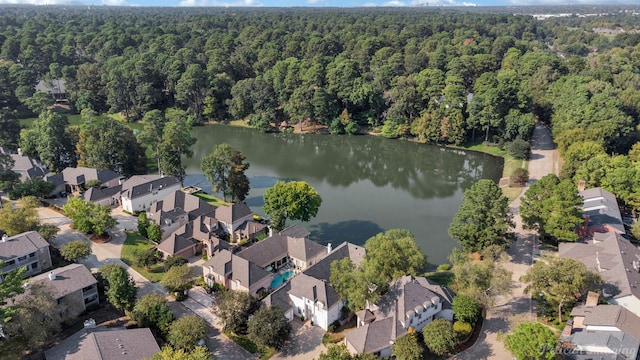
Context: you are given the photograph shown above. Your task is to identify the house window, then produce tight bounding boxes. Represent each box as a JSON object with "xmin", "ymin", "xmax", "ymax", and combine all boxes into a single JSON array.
[
  {"xmin": 82, "ymin": 285, "xmax": 95, "ymax": 293},
  {"xmin": 30, "ymin": 263, "xmax": 38, "ymax": 270},
  {"xmin": 29, "ymin": 253, "xmax": 36, "ymax": 258},
  {"xmin": 6, "ymin": 260, "xmax": 15, "ymax": 266},
  {"xmin": 18, "ymin": 256, "xmax": 27, "ymax": 261},
  {"xmin": 84, "ymin": 294, "xmax": 98, "ymax": 304}
]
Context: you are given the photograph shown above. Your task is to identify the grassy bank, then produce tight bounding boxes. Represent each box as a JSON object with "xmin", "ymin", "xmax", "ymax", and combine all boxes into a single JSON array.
[
  {"xmin": 223, "ymin": 330, "xmax": 276, "ymax": 360},
  {"xmin": 120, "ymin": 232, "xmax": 165, "ymax": 282},
  {"xmin": 193, "ymin": 192, "xmax": 231, "ymax": 207}
]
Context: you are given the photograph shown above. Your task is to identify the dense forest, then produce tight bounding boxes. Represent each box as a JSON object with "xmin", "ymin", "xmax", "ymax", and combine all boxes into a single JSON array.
[{"xmin": 2, "ymin": 6, "xmax": 640, "ymax": 209}]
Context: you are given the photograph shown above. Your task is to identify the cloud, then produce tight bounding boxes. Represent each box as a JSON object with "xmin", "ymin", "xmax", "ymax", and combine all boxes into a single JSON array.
[
  {"xmin": 307, "ymin": 0, "xmax": 325, "ymax": 4},
  {"xmin": 0, "ymin": 0, "xmax": 84, "ymax": 4},
  {"xmin": 506, "ymin": 0, "xmax": 630, "ymax": 3},
  {"xmin": 362, "ymin": 0, "xmax": 477, "ymax": 6},
  {"xmin": 179, "ymin": 0, "xmax": 261, "ymax": 5}
]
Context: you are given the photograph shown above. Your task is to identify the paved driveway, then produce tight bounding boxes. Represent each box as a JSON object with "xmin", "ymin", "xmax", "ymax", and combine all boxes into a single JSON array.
[{"xmin": 272, "ymin": 320, "xmax": 326, "ymax": 360}]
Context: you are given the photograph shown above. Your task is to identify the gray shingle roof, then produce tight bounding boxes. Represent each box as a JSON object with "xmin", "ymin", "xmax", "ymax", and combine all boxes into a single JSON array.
[
  {"xmin": 83, "ymin": 185, "xmax": 122, "ymax": 203},
  {"xmin": 0, "ymin": 231, "xmax": 49, "ymax": 262},
  {"xmin": 344, "ymin": 317, "xmax": 399, "ymax": 354},
  {"xmin": 581, "ymin": 187, "xmax": 625, "ymax": 234},
  {"xmin": 288, "ymin": 273, "xmax": 341, "ymax": 309},
  {"xmin": 44, "ymin": 327, "xmax": 160, "ymax": 360},
  {"xmin": 35, "ymin": 79, "xmax": 66, "ymax": 95},
  {"xmin": 559, "ymin": 232, "xmax": 640, "ymax": 301},
  {"xmin": 280, "ymin": 225, "xmax": 310, "ymax": 239},
  {"xmin": 61, "ymin": 167, "xmax": 121, "ymax": 186},
  {"xmin": 120, "ymin": 175, "xmax": 180, "ymax": 200},
  {"xmin": 204, "ymin": 249, "xmax": 271, "ymax": 288},
  {"xmin": 214, "ymin": 203, "xmax": 252, "ymax": 224},
  {"xmin": 264, "ymin": 282, "xmax": 293, "ymax": 311},
  {"xmin": 302, "ymin": 242, "xmax": 366, "ymax": 282},
  {"xmin": 1, "ymin": 149, "xmax": 50, "ymax": 181},
  {"xmin": 567, "ymin": 330, "xmax": 639, "ymax": 360},
  {"xmin": 149, "ymin": 190, "xmax": 216, "ymax": 226},
  {"xmin": 571, "ymin": 304, "xmax": 640, "ymax": 341},
  {"xmin": 21, "ymin": 263, "xmax": 96, "ymax": 301},
  {"xmin": 236, "ymin": 234, "xmax": 325, "ymax": 268}
]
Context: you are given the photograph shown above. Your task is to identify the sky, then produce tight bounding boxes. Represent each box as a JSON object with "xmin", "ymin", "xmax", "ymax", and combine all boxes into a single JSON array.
[{"xmin": 0, "ymin": 0, "xmax": 636, "ymax": 10}]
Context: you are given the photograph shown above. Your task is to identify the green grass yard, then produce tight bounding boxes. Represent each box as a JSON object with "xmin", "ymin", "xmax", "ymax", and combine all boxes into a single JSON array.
[
  {"xmin": 193, "ymin": 192, "xmax": 231, "ymax": 207},
  {"xmin": 120, "ymin": 232, "xmax": 165, "ymax": 282}
]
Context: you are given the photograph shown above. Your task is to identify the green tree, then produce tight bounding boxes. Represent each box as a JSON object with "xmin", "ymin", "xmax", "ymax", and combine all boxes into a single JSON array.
[
  {"xmin": 452, "ymin": 295, "xmax": 481, "ymax": 325},
  {"xmin": 520, "ymin": 174, "xmax": 583, "ymax": 242},
  {"xmin": 632, "ymin": 221, "xmax": 640, "ymax": 240},
  {"xmin": 59, "ymin": 240, "xmax": 92, "ymax": 262},
  {"xmin": 7, "ymin": 178, "xmax": 54, "ymax": 200},
  {"xmin": 504, "ymin": 322, "xmax": 557, "ymax": 360},
  {"xmin": 168, "ymin": 315, "xmax": 207, "ymax": 351},
  {"xmin": 147, "ymin": 346, "xmax": 210, "ymax": 360},
  {"xmin": 163, "ymin": 255, "xmax": 188, "ymax": 272},
  {"xmin": 20, "ymin": 110, "xmax": 76, "ymax": 172},
  {"xmin": 330, "ymin": 258, "xmax": 374, "ymax": 312},
  {"xmin": 392, "ymin": 333, "xmax": 425, "ymax": 360},
  {"xmin": 362, "ymin": 229, "xmax": 426, "ymax": 286},
  {"xmin": 176, "ymin": 64, "xmax": 209, "ymax": 124},
  {"xmin": 0, "ymin": 263, "xmax": 26, "ymax": 324},
  {"xmin": 247, "ymin": 306, "xmax": 291, "ymax": 350},
  {"xmin": 449, "ymin": 246, "xmax": 513, "ymax": 309},
  {"xmin": 521, "ymin": 256, "xmax": 601, "ymax": 324},
  {"xmin": 159, "ymin": 110, "xmax": 196, "ymax": 184},
  {"xmin": 24, "ymin": 91, "xmax": 54, "ymax": 114},
  {"xmin": 449, "ymin": 179, "xmax": 514, "ymax": 252},
  {"xmin": 134, "ymin": 248, "xmax": 161, "ymax": 269},
  {"xmin": 132, "ymin": 293, "xmax": 174, "ymax": 337},
  {"xmin": 62, "ymin": 196, "xmax": 117, "ymax": 236},
  {"xmin": 212, "ymin": 289, "xmax": 260, "ymax": 334},
  {"xmin": 138, "ymin": 212, "xmax": 149, "ymax": 238},
  {"xmin": 200, "ymin": 144, "xmax": 250, "ymax": 202},
  {"xmin": 161, "ymin": 265, "xmax": 193, "ymax": 294},
  {"xmin": 422, "ymin": 318, "xmax": 456, "ymax": 356},
  {"xmin": 0, "ymin": 113, "xmax": 21, "ymax": 150},
  {"xmin": 105, "ymin": 265, "xmax": 137, "ymax": 313},
  {"xmin": 0, "ymin": 197, "xmax": 41, "ymax": 236},
  {"xmin": 148, "ymin": 220, "xmax": 162, "ymax": 242},
  {"xmin": 0, "ymin": 153, "xmax": 20, "ymax": 191},
  {"xmin": 262, "ymin": 181, "xmax": 322, "ymax": 231},
  {"xmin": 138, "ymin": 110, "xmax": 166, "ymax": 175}
]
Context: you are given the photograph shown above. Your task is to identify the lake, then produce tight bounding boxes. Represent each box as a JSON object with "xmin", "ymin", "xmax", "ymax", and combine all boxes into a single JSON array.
[{"xmin": 183, "ymin": 125, "xmax": 503, "ymax": 265}]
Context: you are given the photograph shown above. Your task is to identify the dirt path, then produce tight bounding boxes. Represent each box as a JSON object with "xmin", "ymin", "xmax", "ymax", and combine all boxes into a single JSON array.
[{"xmin": 452, "ymin": 122, "xmax": 559, "ymax": 360}]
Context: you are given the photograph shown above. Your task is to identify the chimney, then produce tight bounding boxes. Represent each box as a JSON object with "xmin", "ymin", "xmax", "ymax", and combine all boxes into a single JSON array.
[
  {"xmin": 17, "ymin": 148, "xmax": 22, "ymax": 156},
  {"xmin": 48, "ymin": 271, "xmax": 56, "ymax": 281},
  {"xmin": 578, "ymin": 180, "xmax": 586, "ymax": 192},
  {"xmin": 561, "ymin": 320, "xmax": 574, "ymax": 339},
  {"xmin": 327, "ymin": 243, "xmax": 332, "ymax": 254},
  {"xmin": 312, "ymin": 285, "xmax": 317, "ymax": 302},
  {"xmin": 1, "ymin": 234, "xmax": 7, "ymax": 242}
]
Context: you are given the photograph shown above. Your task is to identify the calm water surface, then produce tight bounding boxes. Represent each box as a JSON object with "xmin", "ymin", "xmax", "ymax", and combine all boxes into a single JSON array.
[{"xmin": 183, "ymin": 125, "xmax": 503, "ymax": 265}]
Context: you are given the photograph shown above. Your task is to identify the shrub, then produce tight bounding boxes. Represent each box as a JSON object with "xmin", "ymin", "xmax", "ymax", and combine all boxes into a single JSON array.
[
  {"xmin": 453, "ymin": 321, "xmax": 472, "ymax": 340},
  {"xmin": 437, "ymin": 264, "xmax": 451, "ymax": 272},
  {"xmin": 163, "ymin": 254, "xmax": 188, "ymax": 272},
  {"xmin": 506, "ymin": 138, "xmax": 531, "ymax": 160},
  {"xmin": 510, "ymin": 168, "xmax": 529, "ymax": 187}
]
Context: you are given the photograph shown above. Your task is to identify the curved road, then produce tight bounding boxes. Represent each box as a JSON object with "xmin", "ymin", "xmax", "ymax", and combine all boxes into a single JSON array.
[{"xmin": 452, "ymin": 122, "xmax": 559, "ymax": 360}]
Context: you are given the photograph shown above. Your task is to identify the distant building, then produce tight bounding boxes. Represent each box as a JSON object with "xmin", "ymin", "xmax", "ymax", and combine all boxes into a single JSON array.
[
  {"xmin": 0, "ymin": 231, "xmax": 52, "ymax": 278},
  {"xmin": 45, "ymin": 327, "xmax": 160, "ymax": 360},
  {"xmin": 148, "ymin": 190, "xmax": 217, "ymax": 235},
  {"xmin": 35, "ymin": 79, "xmax": 68, "ymax": 103},
  {"xmin": 203, "ymin": 249, "xmax": 272, "ymax": 296},
  {"xmin": 0, "ymin": 147, "xmax": 49, "ymax": 182},
  {"xmin": 579, "ymin": 187, "xmax": 625, "ymax": 236},
  {"xmin": 45, "ymin": 167, "xmax": 122, "ymax": 196}
]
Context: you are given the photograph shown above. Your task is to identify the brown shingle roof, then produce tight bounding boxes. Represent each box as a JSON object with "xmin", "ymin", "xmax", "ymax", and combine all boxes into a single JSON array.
[
  {"xmin": 214, "ymin": 203, "xmax": 252, "ymax": 224},
  {"xmin": 44, "ymin": 327, "xmax": 160, "ymax": 360},
  {"xmin": 204, "ymin": 249, "xmax": 271, "ymax": 288},
  {"xmin": 20, "ymin": 264, "xmax": 96, "ymax": 301},
  {"xmin": 0, "ymin": 231, "xmax": 49, "ymax": 262},
  {"xmin": 288, "ymin": 273, "xmax": 341, "ymax": 309},
  {"xmin": 302, "ymin": 242, "xmax": 366, "ymax": 282},
  {"xmin": 149, "ymin": 190, "xmax": 216, "ymax": 226}
]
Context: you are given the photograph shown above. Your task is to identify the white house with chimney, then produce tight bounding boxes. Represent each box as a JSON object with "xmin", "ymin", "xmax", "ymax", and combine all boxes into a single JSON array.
[{"xmin": 120, "ymin": 175, "xmax": 181, "ymax": 213}]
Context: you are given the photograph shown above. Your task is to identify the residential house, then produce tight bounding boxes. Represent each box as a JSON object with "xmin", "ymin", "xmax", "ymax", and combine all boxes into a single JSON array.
[
  {"xmin": 46, "ymin": 167, "xmax": 122, "ymax": 195},
  {"xmin": 45, "ymin": 327, "xmax": 160, "ymax": 360},
  {"xmin": 17, "ymin": 264, "xmax": 99, "ymax": 315},
  {"xmin": 0, "ymin": 231, "xmax": 52, "ymax": 278},
  {"xmin": 344, "ymin": 275, "xmax": 455, "ymax": 357},
  {"xmin": 35, "ymin": 79, "xmax": 68, "ymax": 102},
  {"xmin": 203, "ymin": 249, "xmax": 272, "ymax": 296},
  {"xmin": 0, "ymin": 147, "xmax": 49, "ymax": 182},
  {"xmin": 559, "ymin": 232, "xmax": 640, "ymax": 317},
  {"xmin": 120, "ymin": 175, "xmax": 181, "ymax": 213},
  {"xmin": 579, "ymin": 187, "xmax": 626, "ymax": 236},
  {"xmin": 156, "ymin": 214, "xmax": 230, "ymax": 259},
  {"xmin": 236, "ymin": 226, "xmax": 326, "ymax": 272},
  {"xmin": 264, "ymin": 241, "xmax": 366, "ymax": 331},
  {"xmin": 148, "ymin": 190, "xmax": 216, "ymax": 235},
  {"xmin": 214, "ymin": 203, "xmax": 265, "ymax": 242},
  {"xmin": 561, "ymin": 297, "xmax": 640, "ymax": 360},
  {"xmin": 83, "ymin": 185, "xmax": 122, "ymax": 206}
]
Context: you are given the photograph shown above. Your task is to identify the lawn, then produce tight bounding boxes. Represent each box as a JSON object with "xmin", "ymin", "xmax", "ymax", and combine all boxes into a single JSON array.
[
  {"xmin": 121, "ymin": 232, "xmax": 166, "ymax": 282},
  {"xmin": 424, "ymin": 270, "xmax": 455, "ymax": 287},
  {"xmin": 193, "ymin": 192, "xmax": 231, "ymax": 207}
]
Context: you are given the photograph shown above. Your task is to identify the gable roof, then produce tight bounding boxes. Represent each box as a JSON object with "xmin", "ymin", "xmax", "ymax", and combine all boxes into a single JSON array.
[
  {"xmin": 571, "ymin": 304, "xmax": 640, "ymax": 341},
  {"xmin": 344, "ymin": 317, "xmax": 400, "ymax": 354},
  {"xmin": 288, "ymin": 273, "xmax": 341, "ymax": 309},
  {"xmin": 44, "ymin": 327, "xmax": 160, "ymax": 360},
  {"xmin": 83, "ymin": 185, "xmax": 122, "ymax": 203},
  {"xmin": 559, "ymin": 232, "xmax": 640, "ymax": 300},
  {"xmin": 580, "ymin": 187, "xmax": 625, "ymax": 234},
  {"xmin": 566, "ymin": 330, "xmax": 639, "ymax": 360},
  {"xmin": 0, "ymin": 148, "xmax": 49, "ymax": 181},
  {"xmin": 120, "ymin": 175, "xmax": 180, "ymax": 200},
  {"xmin": 204, "ymin": 249, "xmax": 271, "ymax": 288},
  {"xmin": 149, "ymin": 190, "xmax": 216, "ymax": 226},
  {"xmin": 236, "ymin": 234, "xmax": 326, "ymax": 268},
  {"xmin": 22, "ymin": 263, "xmax": 96, "ymax": 301},
  {"xmin": 303, "ymin": 242, "xmax": 366, "ymax": 282},
  {"xmin": 214, "ymin": 203, "xmax": 252, "ymax": 224},
  {"xmin": 60, "ymin": 167, "xmax": 121, "ymax": 186},
  {"xmin": 0, "ymin": 231, "xmax": 49, "ymax": 262},
  {"xmin": 35, "ymin": 79, "xmax": 66, "ymax": 95},
  {"xmin": 156, "ymin": 228, "xmax": 196, "ymax": 256},
  {"xmin": 280, "ymin": 225, "xmax": 310, "ymax": 239},
  {"xmin": 264, "ymin": 282, "xmax": 293, "ymax": 311}
]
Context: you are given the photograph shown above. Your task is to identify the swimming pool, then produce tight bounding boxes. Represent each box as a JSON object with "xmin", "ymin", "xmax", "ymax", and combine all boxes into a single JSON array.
[{"xmin": 271, "ymin": 270, "xmax": 295, "ymax": 289}]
